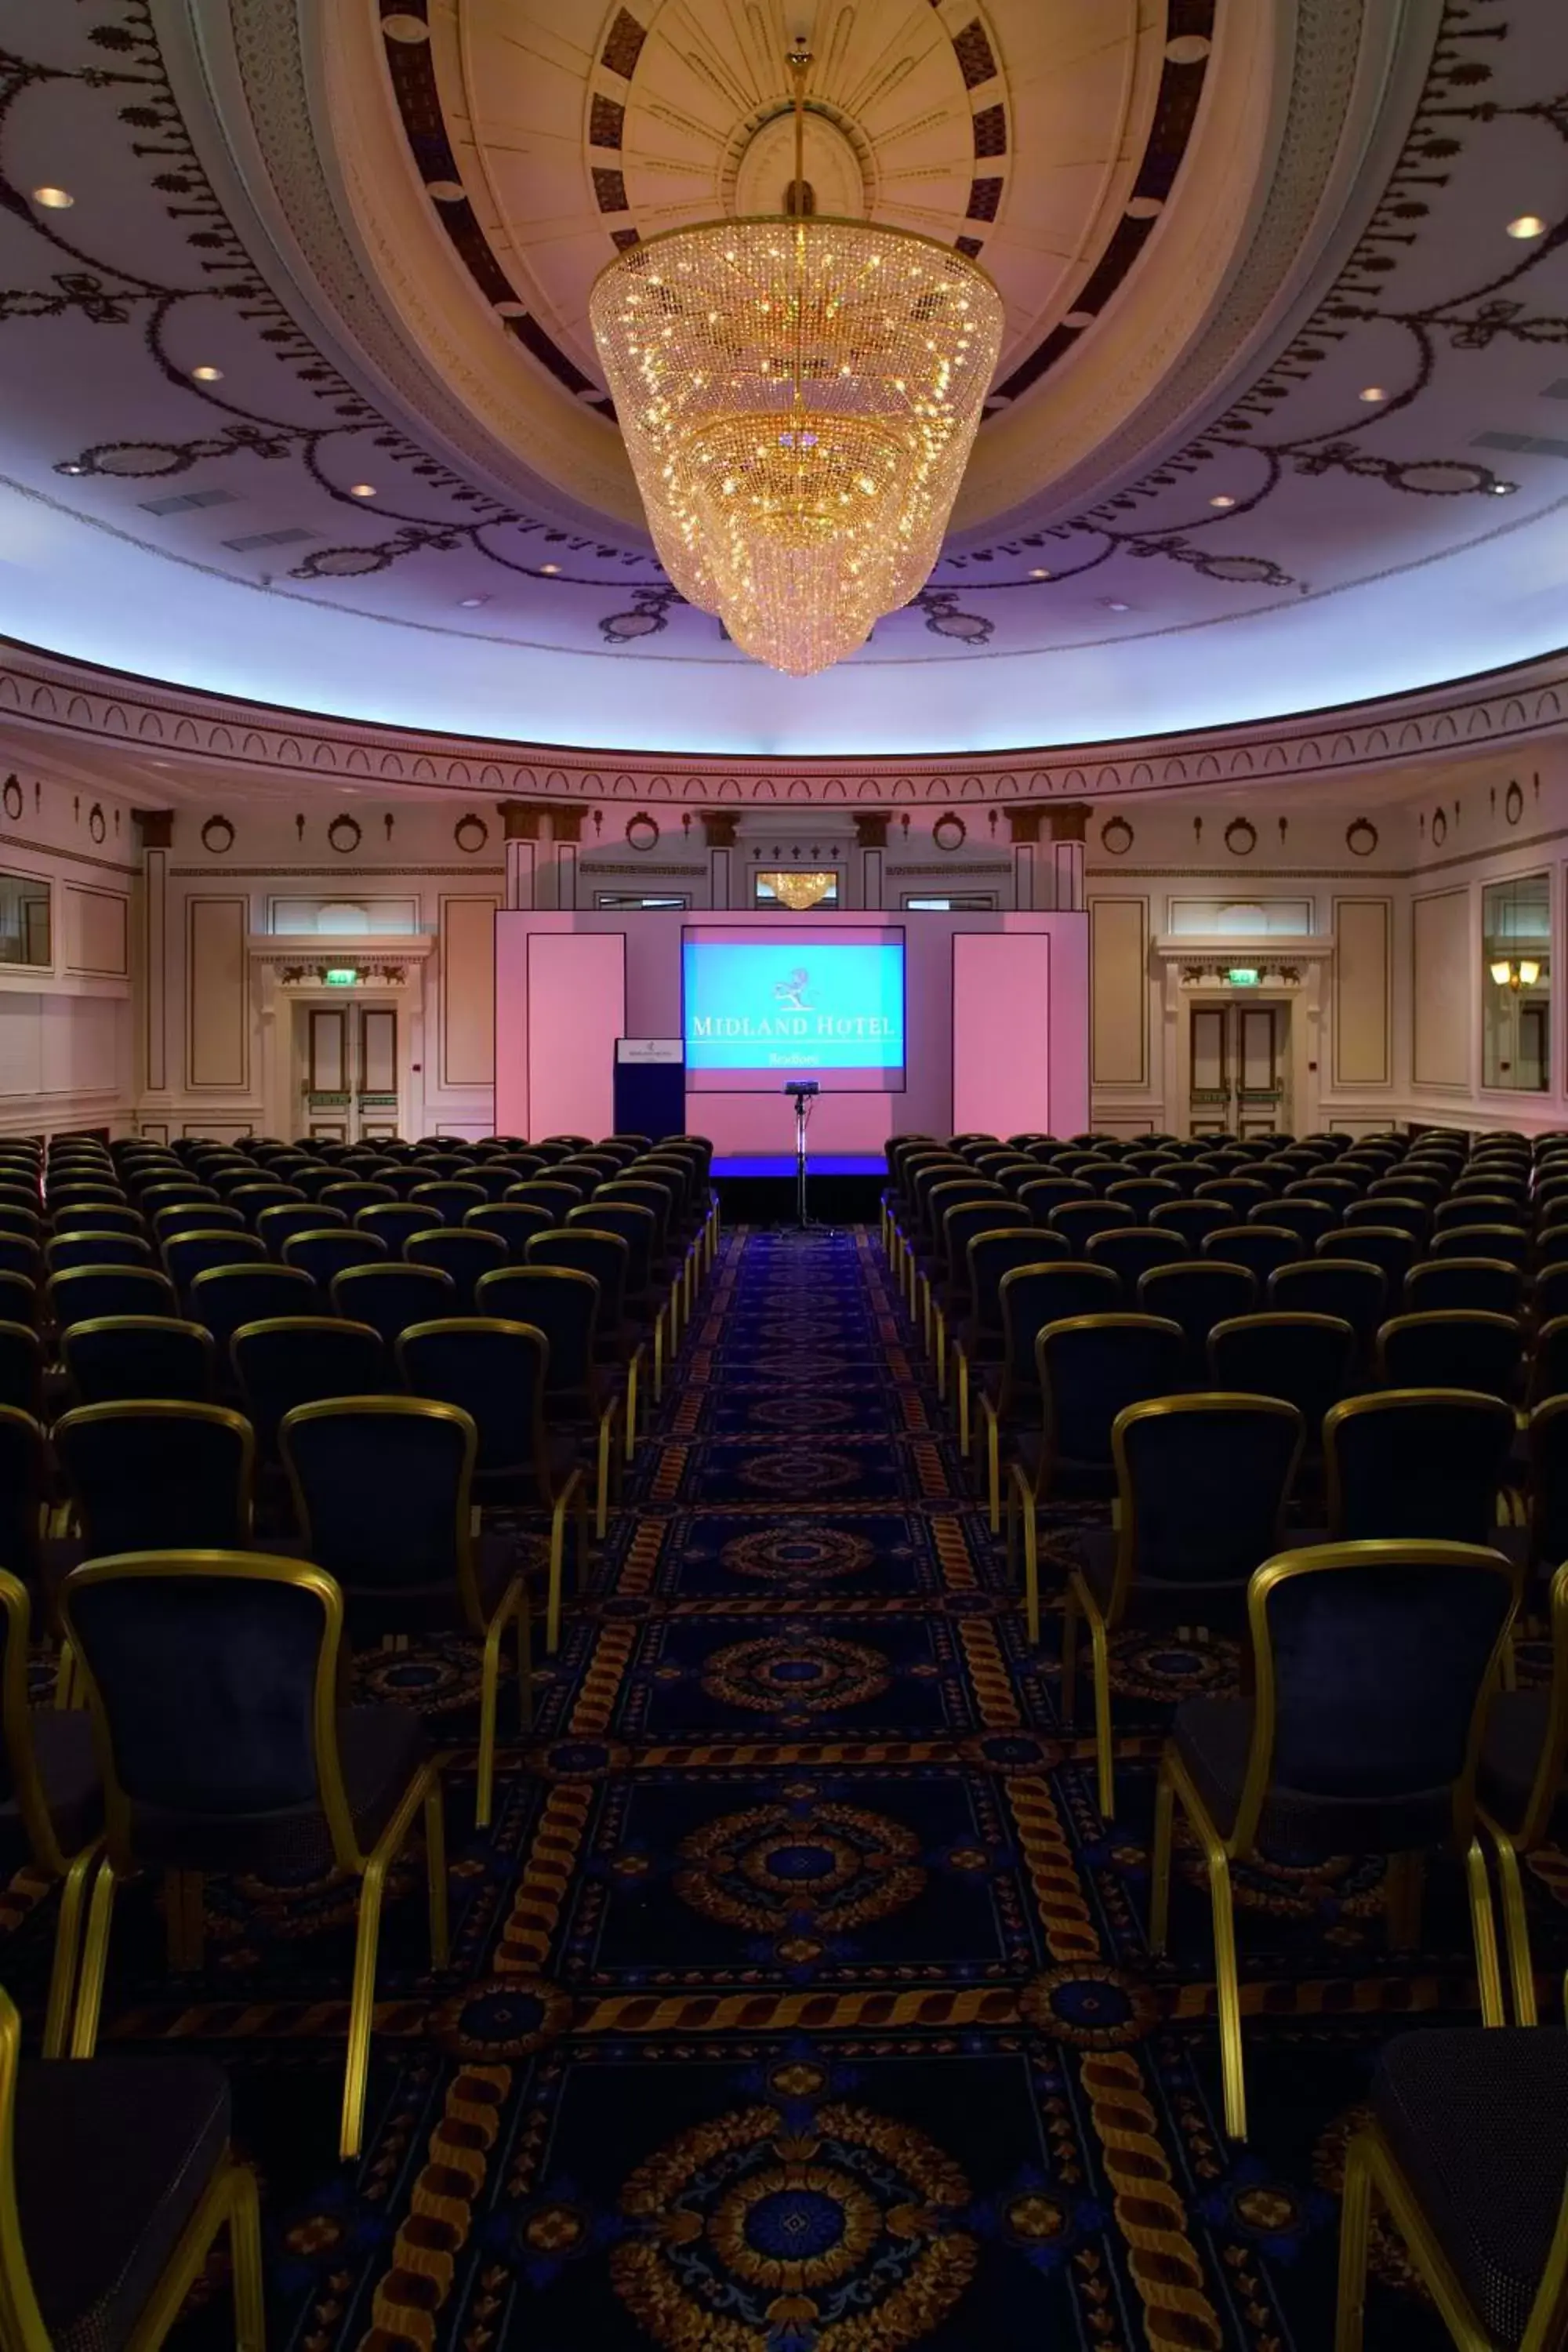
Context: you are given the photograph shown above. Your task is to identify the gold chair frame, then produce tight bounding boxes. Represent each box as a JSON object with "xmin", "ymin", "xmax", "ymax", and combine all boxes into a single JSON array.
[
  {"xmin": 982, "ymin": 1263, "xmax": 1119, "ymax": 1537},
  {"xmin": 63, "ymin": 1550, "xmax": 448, "ymax": 2163},
  {"xmin": 55, "ymin": 1398, "xmax": 256, "ymax": 1551},
  {"xmin": 1479, "ymin": 1547, "xmax": 1568, "ymax": 2027},
  {"xmin": 1323, "ymin": 1387, "xmax": 1516, "ymax": 1541},
  {"xmin": 0, "ymin": 1570, "xmax": 103, "ymax": 2055},
  {"xmin": 1151, "ymin": 1541, "xmax": 1517, "ymax": 2142}
]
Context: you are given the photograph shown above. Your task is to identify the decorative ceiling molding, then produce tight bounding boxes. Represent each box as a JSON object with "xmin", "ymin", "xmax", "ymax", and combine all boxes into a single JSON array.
[{"xmin": 3, "ymin": 636, "xmax": 1565, "ymax": 808}]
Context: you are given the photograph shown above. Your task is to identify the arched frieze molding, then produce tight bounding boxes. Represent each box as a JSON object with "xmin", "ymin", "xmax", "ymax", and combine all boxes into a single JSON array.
[{"xmin": 0, "ymin": 641, "xmax": 1566, "ymax": 809}]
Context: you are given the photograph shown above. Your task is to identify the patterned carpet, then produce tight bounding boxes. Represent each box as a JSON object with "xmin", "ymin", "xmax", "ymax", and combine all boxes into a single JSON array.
[{"xmin": 5, "ymin": 1225, "xmax": 1559, "ymax": 2349}]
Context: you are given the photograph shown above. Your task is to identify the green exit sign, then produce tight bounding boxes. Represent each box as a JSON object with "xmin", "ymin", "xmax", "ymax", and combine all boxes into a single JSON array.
[
  {"xmin": 1227, "ymin": 966, "xmax": 1261, "ymax": 986},
  {"xmin": 324, "ymin": 967, "xmax": 358, "ymax": 987}
]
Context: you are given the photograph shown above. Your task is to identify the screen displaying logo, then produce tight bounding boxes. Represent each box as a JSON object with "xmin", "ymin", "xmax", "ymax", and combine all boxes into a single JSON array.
[{"xmin": 682, "ymin": 938, "xmax": 906, "ymax": 1090}]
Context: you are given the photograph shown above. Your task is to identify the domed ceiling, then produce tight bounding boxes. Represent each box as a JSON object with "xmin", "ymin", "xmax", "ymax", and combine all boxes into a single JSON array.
[{"xmin": 0, "ymin": 0, "xmax": 1566, "ymax": 756}]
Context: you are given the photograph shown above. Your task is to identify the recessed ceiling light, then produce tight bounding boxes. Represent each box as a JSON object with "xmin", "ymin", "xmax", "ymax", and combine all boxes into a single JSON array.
[
  {"xmin": 1209, "ymin": 493, "xmax": 1236, "ymax": 509},
  {"xmin": 1493, "ymin": 480, "xmax": 1517, "ymax": 495},
  {"xmin": 1104, "ymin": 599, "xmax": 1131, "ymax": 612},
  {"xmin": 349, "ymin": 482, "xmax": 377, "ymax": 498},
  {"xmin": 31, "ymin": 187, "xmax": 73, "ymax": 209},
  {"xmin": 459, "ymin": 596, "xmax": 486, "ymax": 608},
  {"xmin": 540, "ymin": 562, "xmax": 561, "ymax": 574},
  {"xmin": 60, "ymin": 463, "xmax": 85, "ymax": 476},
  {"xmin": 1507, "ymin": 215, "xmax": 1548, "ymax": 239},
  {"xmin": 426, "ymin": 180, "xmax": 466, "ymax": 204},
  {"xmin": 1359, "ymin": 385, "xmax": 1388, "ymax": 402},
  {"xmin": 1029, "ymin": 567, "xmax": 1051, "ymax": 579},
  {"xmin": 191, "ymin": 364, "xmax": 223, "ymax": 383}
]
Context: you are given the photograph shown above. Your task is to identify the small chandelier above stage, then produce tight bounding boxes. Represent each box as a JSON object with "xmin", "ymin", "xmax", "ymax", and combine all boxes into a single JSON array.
[{"xmin": 589, "ymin": 45, "xmax": 1004, "ymax": 679}]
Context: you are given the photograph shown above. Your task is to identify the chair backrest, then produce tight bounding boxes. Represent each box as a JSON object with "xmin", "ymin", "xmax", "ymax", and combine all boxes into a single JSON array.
[
  {"xmin": 1136, "ymin": 1262, "xmax": 1257, "ymax": 1364},
  {"xmin": 162, "ymin": 1230, "xmax": 267, "ymax": 1297},
  {"xmin": 231, "ymin": 1316, "xmax": 387, "ymax": 1450},
  {"xmin": 942, "ymin": 1197, "xmax": 1030, "ymax": 1286},
  {"xmin": 1432, "ymin": 1221, "xmax": 1530, "ymax": 1267},
  {"xmin": 1375, "ymin": 1311, "xmax": 1523, "ymax": 1401},
  {"xmin": 0, "ymin": 1322, "xmax": 40, "ymax": 1420},
  {"xmin": 56, "ymin": 1401, "xmax": 253, "ymax": 1552},
  {"xmin": 1316, "ymin": 1225, "xmax": 1414, "ymax": 1288},
  {"xmin": 474, "ymin": 1265, "xmax": 599, "ymax": 1399},
  {"xmin": 0, "ymin": 1409, "xmax": 44, "ymax": 1585},
  {"xmin": 1194, "ymin": 1176, "xmax": 1273, "ymax": 1218},
  {"xmin": 60, "ymin": 1554, "xmax": 354, "ymax": 1869},
  {"xmin": 1109, "ymin": 1396, "xmax": 1303, "ymax": 1605},
  {"xmin": 1529, "ymin": 1399, "xmax": 1568, "ymax": 1574},
  {"xmin": 188, "ymin": 1262, "xmax": 318, "ymax": 1348},
  {"xmin": 408, "ymin": 1180, "xmax": 488, "ymax": 1228},
  {"xmin": 328, "ymin": 1261, "xmax": 456, "ymax": 1343},
  {"xmin": 1200, "ymin": 1224, "xmax": 1299, "ymax": 1284},
  {"xmin": 994, "ymin": 1263, "xmax": 1119, "ymax": 1403},
  {"xmin": 1206, "ymin": 1312, "xmax": 1355, "ymax": 1438},
  {"xmin": 1085, "ymin": 1226, "xmax": 1187, "ymax": 1287},
  {"xmin": 965, "ymin": 1230, "xmax": 1065, "ymax": 1338},
  {"xmin": 1325, "ymin": 1389, "xmax": 1516, "ymax": 1544},
  {"xmin": 353, "ymin": 1201, "xmax": 431, "ymax": 1251},
  {"xmin": 1260, "ymin": 1197, "xmax": 1338, "ymax": 1250},
  {"xmin": 61, "ymin": 1316, "xmax": 214, "ymax": 1407},
  {"xmin": 403, "ymin": 1226, "xmax": 508, "ymax": 1311},
  {"xmin": 526, "ymin": 1228, "xmax": 630, "ymax": 1330},
  {"xmin": 1534, "ymin": 1316, "xmax": 1568, "ymax": 1406},
  {"xmin": 281, "ymin": 1398, "xmax": 474, "ymax": 1599},
  {"xmin": 319, "ymin": 1181, "xmax": 397, "ymax": 1221},
  {"xmin": 49, "ymin": 1203, "xmax": 138, "ymax": 1238},
  {"xmin": 1406, "ymin": 1257, "xmax": 1525, "ymax": 1318},
  {"xmin": 49, "ymin": 1265, "xmax": 177, "ymax": 1329},
  {"xmin": 465, "ymin": 1202, "xmax": 554, "ymax": 1258},
  {"xmin": 1017, "ymin": 1176, "xmax": 1094, "ymax": 1221},
  {"xmin": 1036, "ymin": 1314, "xmax": 1186, "ymax": 1472},
  {"xmin": 1266, "ymin": 1258, "xmax": 1386, "ymax": 1342},
  {"xmin": 569, "ymin": 1200, "xmax": 654, "ymax": 1294},
  {"xmin": 506, "ymin": 1179, "xmax": 586, "ymax": 1220},
  {"xmin": 45, "ymin": 1232, "xmax": 143, "ymax": 1274},
  {"xmin": 396, "ymin": 1319, "xmax": 552, "ymax": 1483},
  {"xmin": 1048, "ymin": 1199, "xmax": 1135, "ymax": 1250},
  {"xmin": 1229, "ymin": 1542, "xmax": 1519, "ymax": 1849},
  {"xmin": 1149, "ymin": 1198, "xmax": 1231, "ymax": 1244}
]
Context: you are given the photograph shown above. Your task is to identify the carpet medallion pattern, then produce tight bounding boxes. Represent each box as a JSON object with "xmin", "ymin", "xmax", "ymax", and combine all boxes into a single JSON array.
[{"xmin": 2, "ymin": 1225, "xmax": 1559, "ymax": 2348}]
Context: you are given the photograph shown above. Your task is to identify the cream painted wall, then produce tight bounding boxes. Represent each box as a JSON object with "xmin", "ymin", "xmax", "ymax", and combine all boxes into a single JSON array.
[{"xmin": 0, "ymin": 766, "xmax": 135, "ymax": 1138}]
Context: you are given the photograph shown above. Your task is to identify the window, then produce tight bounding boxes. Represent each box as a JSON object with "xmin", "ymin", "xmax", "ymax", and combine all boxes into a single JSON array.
[
  {"xmin": 902, "ymin": 893, "xmax": 998, "ymax": 911},
  {"xmin": 1483, "ymin": 872, "xmax": 1551, "ymax": 1091},
  {"xmin": 1167, "ymin": 899, "xmax": 1312, "ymax": 936},
  {"xmin": 593, "ymin": 892, "xmax": 690, "ymax": 909},
  {"xmin": 0, "ymin": 873, "xmax": 50, "ymax": 967}
]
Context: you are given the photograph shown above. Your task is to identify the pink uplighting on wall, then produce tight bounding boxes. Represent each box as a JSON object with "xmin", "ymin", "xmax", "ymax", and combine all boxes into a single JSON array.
[
  {"xmin": 953, "ymin": 930, "xmax": 1052, "ymax": 1136},
  {"xmin": 511, "ymin": 929, "xmax": 625, "ymax": 1139}
]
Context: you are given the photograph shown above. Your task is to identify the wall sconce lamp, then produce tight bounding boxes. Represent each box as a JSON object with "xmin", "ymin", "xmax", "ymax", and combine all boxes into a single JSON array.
[{"xmin": 1490, "ymin": 957, "xmax": 1542, "ymax": 989}]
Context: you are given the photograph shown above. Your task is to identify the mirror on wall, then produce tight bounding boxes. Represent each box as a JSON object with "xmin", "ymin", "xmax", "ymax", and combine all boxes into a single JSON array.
[
  {"xmin": 1483, "ymin": 871, "xmax": 1551, "ymax": 1091},
  {"xmin": 0, "ymin": 873, "xmax": 50, "ymax": 967}
]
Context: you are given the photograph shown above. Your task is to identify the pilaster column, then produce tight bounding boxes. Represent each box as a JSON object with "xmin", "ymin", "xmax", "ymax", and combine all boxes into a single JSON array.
[
  {"xmin": 1046, "ymin": 802, "xmax": 1091, "ymax": 912},
  {"xmin": 701, "ymin": 810, "xmax": 739, "ymax": 909},
  {"xmin": 1007, "ymin": 808, "xmax": 1042, "ymax": 910},
  {"xmin": 133, "ymin": 808, "xmax": 173, "ymax": 1110},
  {"xmin": 546, "ymin": 806, "xmax": 586, "ymax": 910},
  {"xmin": 498, "ymin": 801, "xmax": 540, "ymax": 909},
  {"xmin": 854, "ymin": 811, "xmax": 888, "ymax": 910}
]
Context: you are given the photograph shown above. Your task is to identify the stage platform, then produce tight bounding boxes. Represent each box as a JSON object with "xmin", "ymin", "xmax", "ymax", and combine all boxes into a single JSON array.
[{"xmin": 711, "ymin": 1153, "xmax": 885, "ymax": 1225}]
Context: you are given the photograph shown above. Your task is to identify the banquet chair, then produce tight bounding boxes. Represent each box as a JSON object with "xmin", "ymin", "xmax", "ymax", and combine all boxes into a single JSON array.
[
  {"xmin": 405, "ymin": 1225, "xmax": 507, "ymax": 1313},
  {"xmin": 978, "ymin": 1262, "xmax": 1119, "ymax": 1531},
  {"xmin": 281, "ymin": 1227, "xmax": 386, "ymax": 1289},
  {"xmin": 231, "ymin": 1316, "xmax": 387, "ymax": 1458},
  {"xmin": 1324, "ymin": 1391, "xmax": 1516, "ymax": 1545},
  {"xmin": 1065, "ymin": 1396, "xmax": 1302, "ymax": 1818},
  {"xmin": 1138, "ymin": 1260, "xmax": 1257, "ymax": 1378},
  {"xmin": 1406, "ymin": 1258, "xmax": 1526, "ymax": 1319},
  {"xmin": 0, "ymin": 1572, "xmax": 102, "ymax": 2056},
  {"xmin": 950, "ymin": 1229, "xmax": 1066, "ymax": 1454},
  {"xmin": 1375, "ymin": 1312, "xmax": 1524, "ymax": 1403},
  {"xmin": 61, "ymin": 1318, "xmax": 214, "ymax": 1408},
  {"xmin": 56, "ymin": 1403, "xmax": 253, "ymax": 1554},
  {"xmin": 49, "ymin": 1266, "xmax": 177, "ymax": 1331},
  {"xmin": 1151, "ymin": 1539, "xmax": 1519, "ymax": 2140},
  {"xmin": 62, "ymin": 1550, "xmax": 445, "ymax": 2162}
]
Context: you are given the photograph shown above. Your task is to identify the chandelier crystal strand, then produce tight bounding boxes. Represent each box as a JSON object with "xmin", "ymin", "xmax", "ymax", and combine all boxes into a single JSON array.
[{"xmin": 589, "ymin": 49, "xmax": 1004, "ymax": 677}]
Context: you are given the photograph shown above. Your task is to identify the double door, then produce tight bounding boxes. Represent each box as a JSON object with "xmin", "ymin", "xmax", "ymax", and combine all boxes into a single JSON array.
[
  {"xmin": 1189, "ymin": 1000, "xmax": 1287, "ymax": 1137},
  {"xmin": 298, "ymin": 1000, "xmax": 401, "ymax": 1142}
]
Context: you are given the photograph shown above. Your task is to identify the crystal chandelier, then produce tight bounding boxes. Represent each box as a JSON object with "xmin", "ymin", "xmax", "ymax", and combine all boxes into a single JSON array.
[
  {"xmin": 589, "ymin": 46, "xmax": 1004, "ymax": 678},
  {"xmin": 757, "ymin": 869, "xmax": 837, "ymax": 909}
]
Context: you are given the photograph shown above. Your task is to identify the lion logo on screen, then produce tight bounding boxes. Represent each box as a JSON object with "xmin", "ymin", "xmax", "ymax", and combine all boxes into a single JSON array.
[{"xmin": 772, "ymin": 967, "xmax": 815, "ymax": 1011}]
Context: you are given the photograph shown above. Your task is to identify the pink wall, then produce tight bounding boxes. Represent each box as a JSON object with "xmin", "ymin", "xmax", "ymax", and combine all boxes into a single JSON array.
[{"xmin": 495, "ymin": 909, "xmax": 1088, "ymax": 1148}]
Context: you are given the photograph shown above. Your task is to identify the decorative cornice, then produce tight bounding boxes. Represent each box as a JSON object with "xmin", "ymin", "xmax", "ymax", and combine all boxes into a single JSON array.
[{"xmin": 2, "ymin": 637, "xmax": 1566, "ymax": 807}]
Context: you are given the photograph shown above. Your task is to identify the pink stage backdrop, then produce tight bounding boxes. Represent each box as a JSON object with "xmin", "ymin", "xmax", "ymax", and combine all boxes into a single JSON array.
[
  {"xmin": 495, "ymin": 910, "xmax": 1087, "ymax": 1151},
  {"xmin": 952, "ymin": 931, "xmax": 1052, "ymax": 1137},
  {"xmin": 513, "ymin": 931, "xmax": 624, "ymax": 1140}
]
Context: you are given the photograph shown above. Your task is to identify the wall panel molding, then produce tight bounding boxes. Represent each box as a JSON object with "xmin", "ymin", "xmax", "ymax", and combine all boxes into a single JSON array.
[
  {"xmin": 186, "ymin": 897, "xmax": 249, "ymax": 1091},
  {"xmin": 1089, "ymin": 897, "xmax": 1149, "ymax": 1088},
  {"xmin": 439, "ymin": 895, "xmax": 499, "ymax": 1089},
  {"xmin": 1332, "ymin": 896, "xmax": 1391, "ymax": 1088},
  {"xmin": 1410, "ymin": 887, "xmax": 1470, "ymax": 1091}
]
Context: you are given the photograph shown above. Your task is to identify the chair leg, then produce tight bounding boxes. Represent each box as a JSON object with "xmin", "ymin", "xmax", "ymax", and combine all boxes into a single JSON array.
[
  {"xmin": 340, "ymin": 1861, "xmax": 388, "ymax": 2161},
  {"xmin": 42, "ymin": 1843, "xmax": 100, "ymax": 2059},
  {"xmin": 626, "ymin": 1346, "xmax": 642, "ymax": 1465},
  {"xmin": 424, "ymin": 1772, "xmax": 449, "ymax": 1968},
  {"xmin": 577, "ymin": 1486, "xmax": 591, "ymax": 1592},
  {"xmin": 1334, "ymin": 2129, "xmax": 1375, "ymax": 2352},
  {"xmin": 653, "ymin": 1304, "xmax": 666, "ymax": 1403},
  {"xmin": 515, "ymin": 1581, "xmax": 535, "ymax": 1735},
  {"xmin": 1149, "ymin": 1757, "xmax": 1175, "ymax": 1953},
  {"xmin": 985, "ymin": 1409, "xmax": 1000, "ymax": 1537},
  {"xmin": 546, "ymin": 1493, "xmax": 568, "ymax": 1654},
  {"xmin": 956, "ymin": 1352, "xmax": 970, "ymax": 1457},
  {"xmin": 70, "ymin": 1860, "xmax": 119, "ymax": 2056},
  {"xmin": 1059, "ymin": 1582, "xmax": 1079, "ymax": 1724},
  {"xmin": 595, "ymin": 1401, "xmax": 616, "ymax": 1538},
  {"xmin": 933, "ymin": 1306, "xmax": 946, "ymax": 1398},
  {"xmin": 227, "ymin": 2160, "xmax": 267, "ymax": 2352},
  {"xmin": 1489, "ymin": 1831, "xmax": 1537, "ymax": 2025},
  {"xmin": 1207, "ymin": 1846, "xmax": 1247, "ymax": 2141},
  {"xmin": 1087, "ymin": 1604, "xmax": 1115, "ymax": 1822},
  {"xmin": 477, "ymin": 1610, "xmax": 506, "ymax": 1829},
  {"xmin": 1465, "ymin": 1834, "xmax": 1506, "ymax": 2028}
]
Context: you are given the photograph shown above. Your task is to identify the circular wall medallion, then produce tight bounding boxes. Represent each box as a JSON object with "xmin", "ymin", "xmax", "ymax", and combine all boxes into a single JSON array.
[
  {"xmin": 454, "ymin": 812, "xmax": 489, "ymax": 854},
  {"xmin": 1224, "ymin": 816, "xmax": 1258, "ymax": 857},
  {"xmin": 1100, "ymin": 815, "xmax": 1134, "ymax": 857},
  {"xmin": 1504, "ymin": 779, "xmax": 1524, "ymax": 826},
  {"xmin": 626, "ymin": 812, "xmax": 660, "ymax": 851},
  {"xmin": 201, "ymin": 815, "xmax": 235, "ymax": 855},
  {"xmin": 2, "ymin": 777, "xmax": 22, "ymax": 822},
  {"xmin": 932, "ymin": 812, "xmax": 967, "ymax": 851},
  {"xmin": 1432, "ymin": 808, "xmax": 1448, "ymax": 848},
  {"xmin": 88, "ymin": 803, "xmax": 106, "ymax": 844},
  {"xmin": 1345, "ymin": 818, "xmax": 1377, "ymax": 858},
  {"xmin": 327, "ymin": 814, "xmax": 363, "ymax": 855}
]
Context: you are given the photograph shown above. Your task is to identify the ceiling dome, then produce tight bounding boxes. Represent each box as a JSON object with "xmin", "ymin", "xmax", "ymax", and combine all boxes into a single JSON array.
[{"xmin": 0, "ymin": 0, "xmax": 1565, "ymax": 754}]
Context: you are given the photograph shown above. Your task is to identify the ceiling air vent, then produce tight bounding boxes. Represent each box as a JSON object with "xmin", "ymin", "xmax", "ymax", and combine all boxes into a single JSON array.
[
  {"xmin": 140, "ymin": 488, "xmax": 236, "ymax": 515},
  {"xmin": 222, "ymin": 528, "xmax": 318, "ymax": 551},
  {"xmin": 1472, "ymin": 428, "xmax": 1568, "ymax": 459}
]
